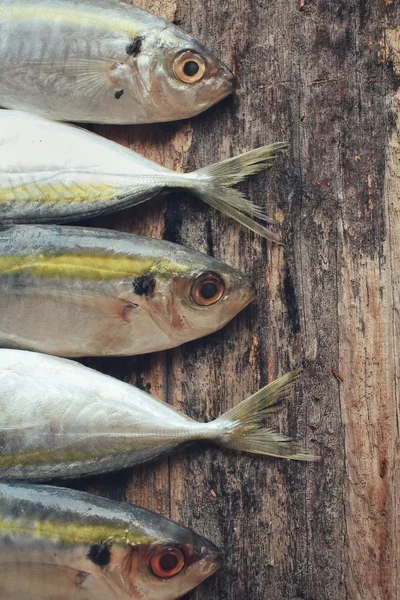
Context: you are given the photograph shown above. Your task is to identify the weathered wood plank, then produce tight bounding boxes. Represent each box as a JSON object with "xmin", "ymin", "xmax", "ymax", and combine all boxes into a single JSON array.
[{"xmin": 73, "ymin": 1, "xmax": 400, "ymax": 599}]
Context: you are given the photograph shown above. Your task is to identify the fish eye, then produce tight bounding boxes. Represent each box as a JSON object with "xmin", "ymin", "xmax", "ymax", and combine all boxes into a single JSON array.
[
  {"xmin": 191, "ymin": 273, "xmax": 225, "ymax": 306},
  {"xmin": 173, "ymin": 52, "xmax": 206, "ymax": 84},
  {"xmin": 149, "ymin": 546, "xmax": 185, "ymax": 578}
]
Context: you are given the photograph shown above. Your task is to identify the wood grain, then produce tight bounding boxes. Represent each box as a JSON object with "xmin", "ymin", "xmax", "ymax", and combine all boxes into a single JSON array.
[{"xmin": 73, "ymin": 1, "xmax": 400, "ymax": 598}]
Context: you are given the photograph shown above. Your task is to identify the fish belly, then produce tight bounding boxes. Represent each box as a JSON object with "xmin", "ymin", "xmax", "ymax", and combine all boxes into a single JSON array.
[
  {"xmin": 0, "ymin": 552, "xmax": 116, "ymax": 600},
  {"xmin": 0, "ymin": 283, "xmax": 173, "ymax": 356}
]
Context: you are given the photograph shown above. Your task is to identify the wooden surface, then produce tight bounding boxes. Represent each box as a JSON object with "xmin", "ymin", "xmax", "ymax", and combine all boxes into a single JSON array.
[{"xmin": 74, "ymin": 1, "xmax": 399, "ymax": 599}]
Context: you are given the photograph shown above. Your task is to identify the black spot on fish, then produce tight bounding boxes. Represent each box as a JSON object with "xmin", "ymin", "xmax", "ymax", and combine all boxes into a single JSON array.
[
  {"xmin": 132, "ymin": 274, "xmax": 156, "ymax": 297},
  {"xmin": 87, "ymin": 544, "xmax": 111, "ymax": 568},
  {"xmin": 126, "ymin": 36, "xmax": 144, "ymax": 57},
  {"xmin": 283, "ymin": 265, "xmax": 300, "ymax": 335},
  {"xmin": 114, "ymin": 89, "xmax": 124, "ymax": 100}
]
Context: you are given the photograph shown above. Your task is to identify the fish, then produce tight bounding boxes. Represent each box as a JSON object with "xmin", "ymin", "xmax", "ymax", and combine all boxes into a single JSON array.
[
  {"xmin": 0, "ymin": 111, "xmax": 286, "ymax": 242},
  {"xmin": 0, "ymin": 224, "xmax": 256, "ymax": 356},
  {"xmin": 0, "ymin": 350, "xmax": 317, "ymax": 481},
  {"xmin": 0, "ymin": 0, "xmax": 235, "ymax": 124},
  {"xmin": 0, "ymin": 481, "xmax": 221, "ymax": 600}
]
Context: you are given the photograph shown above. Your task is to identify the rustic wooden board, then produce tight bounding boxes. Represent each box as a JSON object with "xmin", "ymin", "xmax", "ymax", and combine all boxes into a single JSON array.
[{"xmin": 73, "ymin": 1, "xmax": 400, "ymax": 599}]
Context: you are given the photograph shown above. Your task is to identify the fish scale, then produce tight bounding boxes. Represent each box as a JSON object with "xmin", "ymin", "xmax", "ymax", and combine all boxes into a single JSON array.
[
  {"xmin": 0, "ymin": 0, "xmax": 234, "ymax": 124},
  {"xmin": 0, "ymin": 111, "xmax": 287, "ymax": 240},
  {"xmin": 0, "ymin": 482, "xmax": 221, "ymax": 600},
  {"xmin": 0, "ymin": 350, "xmax": 316, "ymax": 481},
  {"xmin": 0, "ymin": 224, "xmax": 256, "ymax": 356}
]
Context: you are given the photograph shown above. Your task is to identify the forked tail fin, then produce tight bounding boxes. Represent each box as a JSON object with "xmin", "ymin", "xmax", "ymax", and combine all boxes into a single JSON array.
[
  {"xmin": 183, "ymin": 143, "xmax": 288, "ymax": 243},
  {"xmin": 212, "ymin": 370, "xmax": 318, "ymax": 462}
]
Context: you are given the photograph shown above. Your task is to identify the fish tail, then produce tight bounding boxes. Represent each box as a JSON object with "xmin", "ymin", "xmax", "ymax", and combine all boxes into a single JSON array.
[
  {"xmin": 182, "ymin": 143, "xmax": 288, "ymax": 243},
  {"xmin": 211, "ymin": 370, "xmax": 318, "ymax": 462}
]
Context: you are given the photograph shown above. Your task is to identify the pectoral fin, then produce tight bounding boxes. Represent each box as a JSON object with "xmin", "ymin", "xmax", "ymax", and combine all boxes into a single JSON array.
[
  {"xmin": 0, "ymin": 562, "xmax": 94, "ymax": 599},
  {"xmin": 4, "ymin": 58, "xmax": 130, "ymax": 99}
]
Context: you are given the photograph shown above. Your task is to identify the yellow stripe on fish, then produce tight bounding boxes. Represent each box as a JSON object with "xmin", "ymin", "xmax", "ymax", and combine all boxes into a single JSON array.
[
  {"xmin": 0, "ymin": 5, "xmax": 141, "ymax": 37},
  {"xmin": 0, "ymin": 444, "xmax": 112, "ymax": 468},
  {"xmin": 0, "ymin": 254, "xmax": 192, "ymax": 280},
  {"xmin": 0, "ymin": 517, "xmax": 153, "ymax": 546},
  {"xmin": 0, "ymin": 183, "xmax": 120, "ymax": 204}
]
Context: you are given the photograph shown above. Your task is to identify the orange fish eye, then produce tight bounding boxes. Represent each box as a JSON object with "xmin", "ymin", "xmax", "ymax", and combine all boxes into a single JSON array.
[
  {"xmin": 191, "ymin": 273, "xmax": 225, "ymax": 306},
  {"xmin": 149, "ymin": 546, "xmax": 185, "ymax": 578},
  {"xmin": 173, "ymin": 52, "xmax": 206, "ymax": 84}
]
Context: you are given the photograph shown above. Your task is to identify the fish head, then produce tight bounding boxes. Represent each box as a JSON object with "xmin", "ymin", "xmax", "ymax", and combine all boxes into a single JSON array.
[
  {"xmin": 138, "ymin": 252, "xmax": 256, "ymax": 346},
  {"xmin": 110, "ymin": 515, "xmax": 221, "ymax": 599},
  {"xmin": 135, "ymin": 25, "xmax": 235, "ymax": 122}
]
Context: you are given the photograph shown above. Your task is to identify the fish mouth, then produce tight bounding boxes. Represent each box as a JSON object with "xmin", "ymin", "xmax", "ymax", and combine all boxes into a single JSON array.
[
  {"xmin": 218, "ymin": 59, "xmax": 236, "ymax": 90},
  {"xmin": 196, "ymin": 537, "xmax": 222, "ymax": 579},
  {"xmin": 217, "ymin": 62, "xmax": 236, "ymax": 99},
  {"xmin": 175, "ymin": 539, "xmax": 221, "ymax": 599},
  {"xmin": 234, "ymin": 272, "xmax": 257, "ymax": 309},
  {"xmin": 198, "ymin": 60, "xmax": 235, "ymax": 110},
  {"xmin": 222, "ymin": 62, "xmax": 237, "ymax": 91}
]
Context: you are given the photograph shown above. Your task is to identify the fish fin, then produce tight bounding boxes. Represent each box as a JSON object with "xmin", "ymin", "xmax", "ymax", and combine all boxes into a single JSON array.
[
  {"xmin": 182, "ymin": 143, "xmax": 287, "ymax": 242},
  {"xmin": 190, "ymin": 190, "xmax": 282, "ymax": 243},
  {"xmin": 0, "ymin": 562, "xmax": 93, "ymax": 594},
  {"xmin": 224, "ymin": 430, "xmax": 317, "ymax": 461},
  {"xmin": 8, "ymin": 58, "xmax": 118, "ymax": 98},
  {"xmin": 6, "ymin": 286, "xmax": 136, "ymax": 322},
  {"xmin": 212, "ymin": 370, "xmax": 319, "ymax": 461}
]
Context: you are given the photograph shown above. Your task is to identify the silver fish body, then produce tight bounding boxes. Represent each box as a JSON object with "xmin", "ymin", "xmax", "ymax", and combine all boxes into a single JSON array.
[
  {"xmin": 0, "ymin": 224, "xmax": 255, "ymax": 356},
  {"xmin": 0, "ymin": 111, "xmax": 286, "ymax": 241},
  {"xmin": 0, "ymin": 0, "xmax": 234, "ymax": 124},
  {"xmin": 0, "ymin": 482, "xmax": 221, "ymax": 600},
  {"xmin": 0, "ymin": 350, "xmax": 316, "ymax": 481}
]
